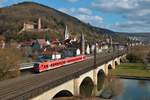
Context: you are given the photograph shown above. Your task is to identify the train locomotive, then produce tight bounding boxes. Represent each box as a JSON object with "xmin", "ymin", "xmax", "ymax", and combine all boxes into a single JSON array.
[{"xmin": 33, "ymin": 55, "xmax": 87, "ymax": 73}]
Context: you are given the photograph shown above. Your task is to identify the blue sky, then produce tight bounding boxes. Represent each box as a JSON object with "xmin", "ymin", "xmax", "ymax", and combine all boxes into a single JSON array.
[{"xmin": 0, "ymin": 0, "xmax": 150, "ymax": 32}]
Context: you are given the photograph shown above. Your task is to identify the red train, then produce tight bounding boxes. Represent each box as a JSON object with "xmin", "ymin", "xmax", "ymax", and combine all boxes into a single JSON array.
[{"xmin": 33, "ymin": 55, "xmax": 87, "ymax": 72}]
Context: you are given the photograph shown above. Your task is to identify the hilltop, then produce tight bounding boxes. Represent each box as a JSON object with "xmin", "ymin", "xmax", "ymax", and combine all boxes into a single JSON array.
[{"xmin": 0, "ymin": 2, "xmax": 126, "ymax": 42}]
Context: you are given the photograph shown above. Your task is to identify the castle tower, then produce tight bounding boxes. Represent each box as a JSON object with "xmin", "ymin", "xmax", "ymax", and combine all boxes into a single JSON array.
[
  {"xmin": 38, "ymin": 18, "xmax": 41, "ymax": 30},
  {"xmin": 64, "ymin": 25, "xmax": 69, "ymax": 40}
]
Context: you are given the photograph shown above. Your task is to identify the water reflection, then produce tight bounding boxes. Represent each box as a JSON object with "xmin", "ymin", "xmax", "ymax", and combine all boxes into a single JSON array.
[
  {"xmin": 97, "ymin": 77, "xmax": 150, "ymax": 100},
  {"xmin": 98, "ymin": 75, "xmax": 123, "ymax": 99},
  {"xmin": 113, "ymin": 79, "xmax": 150, "ymax": 100},
  {"xmin": 53, "ymin": 77, "xmax": 150, "ymax": 100}
]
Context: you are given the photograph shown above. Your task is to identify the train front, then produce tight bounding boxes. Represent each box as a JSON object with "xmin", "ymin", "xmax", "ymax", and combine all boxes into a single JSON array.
[{"xmin": 33, "ymin": 62, "xmax": 41, "ymax": 73}]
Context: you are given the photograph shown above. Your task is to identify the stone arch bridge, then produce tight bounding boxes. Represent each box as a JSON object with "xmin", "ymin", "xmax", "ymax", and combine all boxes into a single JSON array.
[
  {"xmin": 0, "ymin": 51, "xmax": 126, "ymax": 100},
  {"xmin": 33, "ymin": 52, "xmax": 125, "ymax": 100}
]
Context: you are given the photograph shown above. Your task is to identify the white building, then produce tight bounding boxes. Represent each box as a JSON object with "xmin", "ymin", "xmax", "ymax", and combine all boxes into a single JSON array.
[
  {"xmin": 86, "ymin": 44, "xmax": 90, "ymax": 54},
  {"xmin": 76, "ymin": 48, "xmax": 81, "ymax": 56},
  {"xmin": 52, "ymin": 53, "xmax": 61, "ymax": 60}
]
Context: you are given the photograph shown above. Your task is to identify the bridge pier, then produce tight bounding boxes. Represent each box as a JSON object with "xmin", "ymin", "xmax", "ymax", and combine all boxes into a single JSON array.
[
  {"xmin": 104, "ymin": 64, "xmax": 108, "ymax": 75},
  {"xmin": 74, "ymin": 78, "xmax": 80, "ymax": 96},
  {"xmin": 93, "ymin": 69, "xmax": 97, "ymax": 86},
  {"xmin": 92, "ymin": 69, "xmax": 98, "ymax": 96}
]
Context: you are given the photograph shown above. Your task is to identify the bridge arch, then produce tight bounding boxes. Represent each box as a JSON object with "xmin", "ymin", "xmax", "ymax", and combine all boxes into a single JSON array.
[
  {"xmin": 97, "ymin": 69, "xmax": 105, "ymax": 91},
  {"xmin": 113, "ymin": 57, "xmax": 121, "ymax": 67},
  {"xmin": 120, "ymin": 58, "xmax": 123, "ymax": 63},
  {"xmin": 108, "ymin": 64, "xmax": 113, "ymax": 69},
  {"xmin": 36, "ymin": 80, "xmax": 74, "ymax": 100},
  {"xmin": 79, "ymin": 77, "xmax": 94, "ymax": 96},
  {"xmin": 115, "ymin": 61, "xmax": 118, "ymax": 66},
  {"xmin": 52, "ymin": 90, "xmax": 73, "ymax": 99}
]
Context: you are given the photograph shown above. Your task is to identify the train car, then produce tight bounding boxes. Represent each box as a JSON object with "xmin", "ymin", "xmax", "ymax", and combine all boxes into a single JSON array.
[{"xmin": 33, "ymin": 55, "xmax": 87, "ymax": 73}]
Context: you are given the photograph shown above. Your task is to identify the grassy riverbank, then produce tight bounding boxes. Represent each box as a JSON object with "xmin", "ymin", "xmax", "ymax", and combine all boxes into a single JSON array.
[{"xmin": 110, "ymin": 63, "xmax": 150, "ymax": 78}]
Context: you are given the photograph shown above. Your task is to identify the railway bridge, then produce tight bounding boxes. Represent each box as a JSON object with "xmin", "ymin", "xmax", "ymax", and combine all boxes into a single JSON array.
[{"xmin": 0, "ymin": 50, "xmax": 126, "ymax": 100}]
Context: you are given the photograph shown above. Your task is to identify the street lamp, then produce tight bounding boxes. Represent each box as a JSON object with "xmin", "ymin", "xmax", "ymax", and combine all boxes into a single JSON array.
[{"xmin": 94, "ymin": 42, "xmax": 96, "ymax": 67}]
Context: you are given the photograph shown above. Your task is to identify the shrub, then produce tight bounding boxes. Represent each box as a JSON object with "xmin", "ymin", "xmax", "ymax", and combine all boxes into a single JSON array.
[
  {"xmin": 126, "ymin": 53, "xmax": 141, "ymax": 63},
  {"xmin": 147, "ymin": 51, "xmax": 150, "ymax": 63}
]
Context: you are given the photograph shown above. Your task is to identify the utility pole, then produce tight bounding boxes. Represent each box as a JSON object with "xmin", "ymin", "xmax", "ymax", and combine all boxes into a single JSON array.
[
  {"xmin": 94, "ymin": 42, "xmax": 96, "ymax": 67},
  {"xmin": 81, "ymin": 32, "xmax": 85, "ymax": 55}
]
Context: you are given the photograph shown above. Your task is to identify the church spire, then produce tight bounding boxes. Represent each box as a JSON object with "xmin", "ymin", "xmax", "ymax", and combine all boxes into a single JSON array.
[
  {"xmin": 64, "ymin": 25, "xmax": 69, "ymax": 40},
  {"xmin": 38, "ymin": 18, "xmax": 41, "ymax": 30}
]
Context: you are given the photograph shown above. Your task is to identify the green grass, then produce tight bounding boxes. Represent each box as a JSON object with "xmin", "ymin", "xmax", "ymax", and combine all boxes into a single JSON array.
[{"xmin": 110, "ymin": 63, "xmax": 150, "ymax": 77}]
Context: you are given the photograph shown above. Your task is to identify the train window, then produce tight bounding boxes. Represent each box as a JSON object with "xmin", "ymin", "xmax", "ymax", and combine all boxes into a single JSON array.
[{"xmin": 34, "ymin": 63, "xmax": 39, "ymax": 67}]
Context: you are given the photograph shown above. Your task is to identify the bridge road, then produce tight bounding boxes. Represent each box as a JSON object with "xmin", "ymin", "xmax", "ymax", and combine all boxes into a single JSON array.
[{"xmin": 0, "ymin": 51, "xmax": 123, "ymax": 100}]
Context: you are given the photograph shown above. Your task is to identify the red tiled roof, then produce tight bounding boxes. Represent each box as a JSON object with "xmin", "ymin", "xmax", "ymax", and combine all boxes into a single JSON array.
[{"xmin": 20, "ymin": 41, "xmax": 33, "ymax": 46}]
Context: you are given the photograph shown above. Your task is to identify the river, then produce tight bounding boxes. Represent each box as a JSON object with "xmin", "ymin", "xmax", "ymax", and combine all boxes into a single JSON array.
[
  {"xmin": 53, "ymin": 78, "xmax": 150, "ymax": 100},
  {"xmin": 112, "ymin": 79, "xmax": 150, "ymax": 100}
]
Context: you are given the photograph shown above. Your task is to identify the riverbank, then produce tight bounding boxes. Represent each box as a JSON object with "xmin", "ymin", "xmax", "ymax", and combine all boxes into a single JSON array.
[
  {"xmin": 110, "ymin": 63, "xmax": 150, "ymax": 79},
  {"xmin": 53, "ymin": 97, "xmax": 111, "ymax": 100}
]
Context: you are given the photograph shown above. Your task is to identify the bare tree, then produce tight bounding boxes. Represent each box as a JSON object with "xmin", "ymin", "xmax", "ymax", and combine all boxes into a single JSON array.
[{"xmin": 0, "ymin": 48, "xmax": 22, "ymax": 81}]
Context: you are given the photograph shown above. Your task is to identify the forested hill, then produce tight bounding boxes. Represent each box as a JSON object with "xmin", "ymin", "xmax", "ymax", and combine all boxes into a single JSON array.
[{"xmin": 0, "ymin": 2, "xmax": 123, "ymax": 42}]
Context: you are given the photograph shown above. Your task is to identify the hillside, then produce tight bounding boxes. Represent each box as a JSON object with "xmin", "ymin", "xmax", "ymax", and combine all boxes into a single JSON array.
[
  {"xmin": 118, "ymin": 32, "xmax": 150, "ymax": 43},
  {"xmin": 0, "ymin": 2, "xmax": 123, "ymax": 42}
]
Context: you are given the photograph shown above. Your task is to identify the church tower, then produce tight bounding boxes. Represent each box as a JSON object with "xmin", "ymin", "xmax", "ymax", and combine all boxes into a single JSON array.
[
  {"xmin": 64, "ymin": 25, "xmax": 69, "ymax": 40},
  {"xmin": 38, "ymin": 18, "xmax": 41, "ymax": 30}
]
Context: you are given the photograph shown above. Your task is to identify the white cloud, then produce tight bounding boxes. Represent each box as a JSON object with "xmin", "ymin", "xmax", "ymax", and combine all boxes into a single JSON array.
[
  {"xmin": 77, "ymin": 14, "xmax": 103, "ymax": 23},
  {"xmin": 59, "ymin": 8, "xmax": 75, "ymax": 14},
  {"xmin": 92, "ymin": 0, "xmax": 138, "ymax": 12},
  {"xmin": 58, "ymin": 7, "xmax": 103, "ymax": 27},
  {"xmin": 94, "ymin": 16, "xmax": 103, "ymax": 21},
  {"xmin": 78, "ymin": 8, "xmax": 92, "ymax": 15},
  {"xmin": 92, "ymin": 0, "xmax": 150, "ymax": 32},
  {"xmin": 59, "ymin": 7, "xmax": 92, "ymax": 15},
  {"xmin": 131, "ymin": 9, "xmax": 150, "ymax": 16},
  {"xmin": 75, "ymin": 14, "xmax": 103, "ymax": 27}
]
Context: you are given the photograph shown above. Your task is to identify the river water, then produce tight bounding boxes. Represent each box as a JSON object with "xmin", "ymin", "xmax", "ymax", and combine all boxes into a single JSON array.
[
  {"xmin": 53, "ymin": 78, "xmax": 150, "ymax": 100},
  {"xmin": 112, "ymin": 79, "xmax": 150, "ymax": 100}
]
